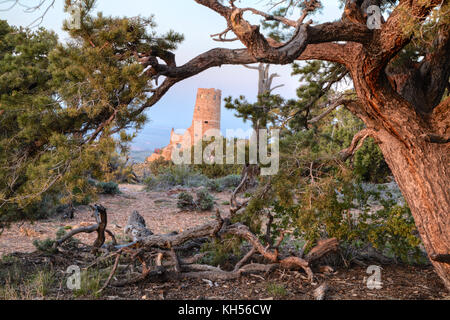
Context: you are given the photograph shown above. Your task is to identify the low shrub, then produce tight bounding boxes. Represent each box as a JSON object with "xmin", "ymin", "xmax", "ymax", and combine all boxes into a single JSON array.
[
  {"xmin": 144, "ymin": 166, "xmax": 208, "ymax": 191},
  {"xmin": 216, "ymin": 175, "xmax": 242, "ymax": 190},
  {"xmin": 206, "ymin": 179, "xmax": 224, "ymax": 192},
  {"xmin": 96, "ymin": 181, "xmax": 120, "ymax": 195},
  {"xmin": 177, "ymin": 192, "xmax": 195, "ymax": 210},
  {"xmin": 196, "ymin": 188, "xmax": 215, "ymax": 211},
  {"xmin": 32, "ymin": 238, "xmax": 57, "ymax": 254}
]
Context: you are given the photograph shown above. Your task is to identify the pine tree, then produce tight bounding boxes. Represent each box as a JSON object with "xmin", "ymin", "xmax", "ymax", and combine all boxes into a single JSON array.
[{"xmin": 0, "ymin": 9, "xmax": 183, "ymax": 224}]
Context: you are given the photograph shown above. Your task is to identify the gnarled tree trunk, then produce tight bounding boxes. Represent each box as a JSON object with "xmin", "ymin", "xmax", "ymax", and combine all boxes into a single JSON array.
[
  {"xmin": 376, "ymin": 124, "xmax": 449, "ymax": 289},
  {"xmin": 348, "ymin": 53, "xmax": 450, "ymax": 288}
]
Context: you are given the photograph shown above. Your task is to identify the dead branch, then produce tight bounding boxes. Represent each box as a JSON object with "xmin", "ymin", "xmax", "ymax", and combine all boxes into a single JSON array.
[
  {"xmin": 234, "ymin": 247, "xmax": 256, "ymax": 272},
  {"xmin": 81, "ymin": 209, "xmax": 339, "ymax": 289},
  {"xmin": 312, "ymin": 282, "xmax": 329, "ymax": 300},
  {"xmin": 230, "ymin": 171, "xmax": 249, "ymax": 217},
  {"xmin": 170, "ymin": 247, "xmax": 181, "ymax": 273},
  {"xmin": 54, "ymin": 204, "xmax": 115, "ymax": 251},
  {"xmin": 339, "ymin": 128, "xmax": 377, "ymax": 161},
  {"xmin": 54, "ymin": 224, "xmax": 98, "ymax": 247},
  {"xmin": 223, "ymin": 223, "xmax": 314, "ymax": 280},
  {"xmin": 305, "ymin": 238, "xmax": 339, "ymax": 263},
  {"xmin": 96, "ymin": 253, "xmax": 120, "ymax": 294},
  {"xmin": 264, "ymin": 212, "xmax": 274, "ymax": 246},
  {"xmin": 92, "ymin": 204, "xmax": 107, "ymax": 250},
  {"xmin": 210, "ymin": 27, "xmax": 238, "ymax": 42}
]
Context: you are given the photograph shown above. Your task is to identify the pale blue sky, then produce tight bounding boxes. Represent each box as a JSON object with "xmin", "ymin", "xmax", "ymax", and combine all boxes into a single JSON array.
[{"xmin": 1, "ymin": 0, "xmax": 342, "ymax": 154}]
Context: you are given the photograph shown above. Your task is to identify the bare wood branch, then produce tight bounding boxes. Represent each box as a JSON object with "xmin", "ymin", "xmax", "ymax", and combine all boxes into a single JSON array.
[
  {"xmin": 223, "ymin": 223, "xmax": 314, "ymax": 280},
  {"xmin": 339, "ymin": 129, "xmax": 377, "ymax": 161},
  {"xmin": 312, "ymin": 282, "xmax": 328, "ymax": 300},
  {"xmin": 305, "ymin": 238, "xmax": 339, "ymax": 263},
  {"xmin": 234, "ymin": 247, "xmax": 256, "ymax": 272},
  {"xmin": 170, "ymin": 247, "xmax": 181, "ymax": 273},
  {"xmin": 96, "ymin": 253, "xmax": 120, "ymax": 294}
]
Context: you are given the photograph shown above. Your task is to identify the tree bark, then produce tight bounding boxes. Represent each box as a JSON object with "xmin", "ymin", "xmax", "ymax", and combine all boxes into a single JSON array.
[
  {"xmin": 375, "ymin": 128, "xmax": 450, "ymax": 290},
  {"xmin": 347, "ymin": 48, "xmax": 450, "ymax": 289}
]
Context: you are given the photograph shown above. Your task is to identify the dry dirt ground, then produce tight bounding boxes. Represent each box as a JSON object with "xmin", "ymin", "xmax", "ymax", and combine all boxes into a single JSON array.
[
  {"xmin": 0, "ymin": 184, "xmax": 448, "ymax": 300},
  {"xmin": 0, "ymin": 184, "xmax": 233, "ymax": 256}
]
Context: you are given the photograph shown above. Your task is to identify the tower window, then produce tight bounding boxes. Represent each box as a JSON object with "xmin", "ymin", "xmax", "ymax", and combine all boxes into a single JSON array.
[{"xmin": 204, "ymin": 121, "xmax": 208, "ymax": 124}]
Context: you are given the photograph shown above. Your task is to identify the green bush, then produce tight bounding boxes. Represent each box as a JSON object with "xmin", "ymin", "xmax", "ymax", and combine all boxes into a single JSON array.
[
  {"xmin": 96, "ymin": 181, "xmax": 120, "ymax": 195},
  {"xmin": 196, "ymin": 188, "xmax": 215, "ymax": 211},
  {"xmin": 270, "ymin": 180, "xmax": 423, "ymax": 264},
  {"xmin": 353, "ymin": 138, "xmax": 391, "ymax": 183},
  {"xmin": 33, "ymin": 239, "xmax": 58, "ymax": 254},
  {"xmin": 144, "ymin": 166, "xmax": 209, "ymax": 191},
  {"xmin": 266, "ymin": 283, "xmax": 288, "ymax": 297},
  {"xmin": 206, "ymin": 175, "xmax": 242, "ymax": 192},
  {"xmin": 217, "ymin": 175, "xmax": 242, "ymax": 190},
  {"xmin": 177, "ymin": 192, "xmax": 195, "ymax": 210},
  {"xmin": 206, "ymin": 179, "xmax": 224, "ymax": 192},
  {"xmin": 200, "ymin": 237, "xmax": 242, "ymax": 267},
  {"xmin": 148, "ymin": 157, "xmax": 173, "ymax": 175}
]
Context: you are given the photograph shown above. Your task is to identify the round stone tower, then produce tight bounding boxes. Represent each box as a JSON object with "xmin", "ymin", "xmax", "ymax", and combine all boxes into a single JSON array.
[
  {"xmin": 147, "ymin": 88, "xmax": 222, "ymax": 162},
  {"xmin": 190, "ymin": 88, "xmax": 221, "ymax": 143}
]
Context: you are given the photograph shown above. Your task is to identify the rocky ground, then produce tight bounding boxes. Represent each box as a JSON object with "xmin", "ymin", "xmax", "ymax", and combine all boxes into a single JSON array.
[{"xmin": 0, "ymin": 184, "xmax": 448, "ymax": 300}]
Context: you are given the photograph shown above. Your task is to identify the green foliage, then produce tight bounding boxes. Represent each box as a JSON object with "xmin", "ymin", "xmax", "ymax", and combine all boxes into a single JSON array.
[
  {"xmin": 33, "ymin": 226, "xmax": 80, "ymax": 253},
  {"xmin": 144, "ymin": 163, "xmax": 241, "ymax": 195},
  {"xmin": 206, "ymin": 179, "xmax": 224, "ymax": 192},
  {"xmin": 107, "ymin": 153, "xmax": 138, "ymax": 183},
  {"xmin": 217, "ymin": 175, "xmax": 242, "ymax": 190},
  {"xmin": 189, "ymin": 138, "xmax": 243, "ymax": 178},
  {"xmin": 28, "ymin": 270, "xmax": 55, "ymax": 298},
  {"xmin": 270, "ymin": 178, "xmax": 422, "ymax": 263},
  {"xmin": 207, "ymin": 174, "xmax": 242, "ymax": 192},
  {"xmin": 0, "ymin": 267, "xmax": 55, "ymax": 299},
  {"xmin": 352, "ymin": 138, "xmax": 391, "ymax": 183},
  {"xmin": 95, "ymin": 181, "xmax": 120, "ymax": 195},
  {"xmin": 196, "ymin": 188, "xmax": 214, "ymax": 211},
  {"xmin": 148, "ymin": 157, "xmax": 173, "ymax": 175},
  {"xmin": 0, "ymin": 7, "xmax": 184, "ymax": 223},
  {"xmin": 224, "ymin": 58, "xmax": 403, "ymax": 264},
  {"xmin": 73, "ymin": 268, "xmax": 107, "ymax": 298},
  {"xmin": 319, "ymin": 107, "xmax": 390, "ymax": 183},
  {"xmin": 144, "ymin": 166, "xmax": 209, "ymax": 191},
  {"xmin": 177, "ymin": 192, "xmax": 195, "ymax": 210},
  {"xmin": 200, "ymin": 237, "xmax": 242, "ymax": 267},
  {"xmin": 32, "ymin": 238, "xmax": 58, "ymax": 254},
  {"xmin": 266, "ymin": 282, "xmax": 288, "ymax": 298}
]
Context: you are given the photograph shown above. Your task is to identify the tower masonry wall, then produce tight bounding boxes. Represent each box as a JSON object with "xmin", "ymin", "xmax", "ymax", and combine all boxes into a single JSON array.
[
  {"xmin": 146, "ymin": 88, "xmax": 222, "ymax": 162},
  {"xmin": 189, "ymin": 88, "xmax": 221, "ymax": 144}
]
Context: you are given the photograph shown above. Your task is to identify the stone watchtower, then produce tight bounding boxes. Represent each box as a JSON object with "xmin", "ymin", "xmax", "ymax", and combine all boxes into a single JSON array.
[
  {"xmin": 146, "ymin": 88, "xmax": 222, "ymax": 162},
  {"xmin": 188, "ymin": 88, "xmax": 221, "ymax": 145}
]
